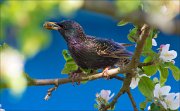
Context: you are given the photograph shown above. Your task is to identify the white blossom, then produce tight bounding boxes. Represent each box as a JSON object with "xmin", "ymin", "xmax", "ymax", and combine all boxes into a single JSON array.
[
  {"xmin": 96, "ymin": 89, "xmax": 114, "ymax": 102},
  {"xmin": 160, "ymin": 93, "xmax": 180, "ymax": 110},
  {"xmin": 159, "ymin": 44, "xmax": 177, "ymax": 62},
  {"xmin": 153, "ymin": 84, "xmax": 171, "ymax": 99},
  {"xmin": 153, "ymin": 84, "xmax": 180, "ymax": 110},
  {"xmin": 130, "ymin": 74, "xmax": 149, "ymax": 89},
  {"xmin": 152, "ymin": 38, "xmax": 157, "ymax": 46},
  {"xmin": 0, "ymin": 47, "xmax": 27, "ymax": 96}
]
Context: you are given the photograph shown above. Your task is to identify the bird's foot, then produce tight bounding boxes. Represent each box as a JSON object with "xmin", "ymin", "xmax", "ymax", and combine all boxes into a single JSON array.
[
  {"xmin": 102, "ymin": 67, "xmax": 110, "ymax": 79},
  {"xmin": 69, "ymin": 68, "xmax": 82, "ymax": 86}
]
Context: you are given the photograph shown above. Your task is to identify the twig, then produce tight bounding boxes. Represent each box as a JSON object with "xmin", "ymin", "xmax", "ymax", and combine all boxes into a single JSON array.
[
  {"xmin": 128, "ymin": 24, "xmax": 150, "ymax": 69},
  {"xmin": 44, "ymin": 85, "xmax": 58, "ymax": 101},
  {"xmin": 127, "ymin": 90, "xmax": 138, "ymax": 111},
  {"xmin": 138, "ymin": 61, "xmax": 154, "ymax": 67},
  {"xmin": 44, "ymin": 79, "xmax": 59, "ymax": 100},
  {"xmin": 103, "ymin": 88, "xmax": 125, "ymax": 111},
  {"xmin": 110, "ymin": 75, "xmax": 124, "ymax": 81}
]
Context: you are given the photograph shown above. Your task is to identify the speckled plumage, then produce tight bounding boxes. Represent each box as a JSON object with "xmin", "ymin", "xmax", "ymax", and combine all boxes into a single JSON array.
[{"xmin": 47, "ymin": 20, "xmax": 133, "ymax": 69}]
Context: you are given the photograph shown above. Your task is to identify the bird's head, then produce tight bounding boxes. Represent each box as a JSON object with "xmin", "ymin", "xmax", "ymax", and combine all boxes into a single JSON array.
[{"xmin": 43, "ymin": 20, "xmax": 85, "ymax": 42}]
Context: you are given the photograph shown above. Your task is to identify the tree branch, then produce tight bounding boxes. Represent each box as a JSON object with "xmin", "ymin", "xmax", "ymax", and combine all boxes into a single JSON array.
[
  {"xmin": 138, "ymin": 61, "xmax": 154, "ymax": 67},
  {"xmin": 127, "ymin": 90, "xmax": 138, "ymax": 111},
  {"xmin": 29, "ymin": 68, "xmax": 126, "ymax": 87},
  {"xmin": 128, "ymin": 24, "xmax": 150, "ymax": 69},
  {"xmin": 99, "ymin": 24, "xmax": 151, "ymax": 111},
  {"xmin": 110, "ymin": 75, "xmax": 124, "ymax": 81}
]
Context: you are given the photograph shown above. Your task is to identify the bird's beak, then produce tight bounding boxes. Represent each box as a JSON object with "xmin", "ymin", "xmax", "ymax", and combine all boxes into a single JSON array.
[{"xmin": 43, "ymin": 22, "xmax": 61, "ymax": 30}]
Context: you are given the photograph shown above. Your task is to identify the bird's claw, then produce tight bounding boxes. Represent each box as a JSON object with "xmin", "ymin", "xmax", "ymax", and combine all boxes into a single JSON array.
[
  {"xmin": 69, "ymin": 72, "xmax": 81, "ymax": 86},
  {"xmin": 69, "ymin": 68, "xmax": 83, "ymax": 86},
  {"xmin": 102, "ymin": 67, "xmax": 110, "ymax": 79}
]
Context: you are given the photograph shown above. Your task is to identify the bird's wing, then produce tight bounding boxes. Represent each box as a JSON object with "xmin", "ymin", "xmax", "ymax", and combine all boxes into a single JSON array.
[{"xmin": 93, "ymin": 38, "xmax": 133, "ymax": 58}]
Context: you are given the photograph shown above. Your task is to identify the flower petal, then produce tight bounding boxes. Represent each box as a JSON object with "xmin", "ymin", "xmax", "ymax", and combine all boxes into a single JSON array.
[
  {"xmin": 108, "ymin": 93, "xmax": 115, "ymax": 101},
  {"xmin": 130, "ymin": 78, "xmax": 140, "ymax": 89},
  {"xmin": 154, "ymin": 84, "xmax": 161, "ymax": 98},
  {"xmin": 100, "ymin": 90, "xmax": 112, "ymax": 101},
  {"xmin": 168, "ymin": 93, "xmax": 180, "ymax": 110},
  {"xmin": 160, "ymin": 100, "xmax": 168, "ymax": 109},
  {"xmin": 160, "ymin": 85, "xmax": 171, "ymax": 96},
  {"xmin": 168, "ymin": 50, "xmax": 177, "ymax": 59},
  {"xmin": 161, "ymin": 44, "xmax": 170, "ymax": 52},
  {"xmin": 152, "ymin": 39, "xmax": 157, "ymax": 46}
]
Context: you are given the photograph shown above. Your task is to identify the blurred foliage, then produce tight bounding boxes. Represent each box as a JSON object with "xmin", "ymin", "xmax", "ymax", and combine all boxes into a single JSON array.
[
  {"xmin": 59, "ymin": 0, "xmax": 84, "ymax": 16},
  {"xmin": 0, "ymin": 43, "xmax": 27, "ymax": 96},
  {"xmin": 0, "ymin": 0, "xmax": 83, "ymax": 97},
  {"xmin": 115, "ymin": 0, "xmax": 141, "ymax": 15},
  {"xmin": 0, "ymin": 0, "xmax": 83, "ymax": 58}
]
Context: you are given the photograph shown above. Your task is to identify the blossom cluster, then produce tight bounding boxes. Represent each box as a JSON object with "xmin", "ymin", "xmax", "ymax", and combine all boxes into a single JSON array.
[
  {"xmin": 152, "ymin": 39, "xmax": 177, "ymax": 63},
  {"xmin": 150, "ymin": 84, "xmax": 180, "ymax": 110},
  {"xmin": 95, "ymin": 90, "xmax": 114, "ymax": 109}
]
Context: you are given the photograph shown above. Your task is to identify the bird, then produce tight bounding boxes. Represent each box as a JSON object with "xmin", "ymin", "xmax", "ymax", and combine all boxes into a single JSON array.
[{"xmin": 43, "ymin": 20, "xmax": 133, "ymax": 77}]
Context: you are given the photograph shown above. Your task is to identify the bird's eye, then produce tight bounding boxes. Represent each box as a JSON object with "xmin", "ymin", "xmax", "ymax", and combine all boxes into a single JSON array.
[
  {"xmin": 59, "ymin": 25, "xmax": 67, "ymax": 30},
  {"xmin": 59, "ymin": 24, "xmax": 63, "ymax": 28}
]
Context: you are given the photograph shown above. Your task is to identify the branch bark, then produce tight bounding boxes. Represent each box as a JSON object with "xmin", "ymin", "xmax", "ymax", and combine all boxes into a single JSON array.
[
  {"xmin": 29, "ymin": 68, "xmax": 126, "ymax": 86},
  {"xmin": 127, "ymin": 90, "xmax": 138, "ymax": 111}
]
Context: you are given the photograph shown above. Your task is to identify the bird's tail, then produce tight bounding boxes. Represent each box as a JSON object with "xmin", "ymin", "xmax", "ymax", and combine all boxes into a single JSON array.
[
  {"xmin": 112, "ymin": 49, "xmax": 133, "ymax": 58},
  {"xmin": 116, "ymin": 58, "xmax": 131, "ymax": 68}
]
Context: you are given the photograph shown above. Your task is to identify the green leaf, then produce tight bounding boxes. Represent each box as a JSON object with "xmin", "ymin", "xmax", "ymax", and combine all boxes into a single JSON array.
[
  {"xmin": 61, "ymin": 61, "xmax": 78, "ymax": 74},
  {"xmin": 94, "ymin": 104, "xmax": 98, "ymax": 108},
  {"xmin": 169, "ymin": 63, "xmax": 180, "ymax": 81},
  {"xmin": 80, "ymin": 68, "xmax": 92, "ymax": 74},
  {"xmin": 161, "ymin": 62, "xmax": 180, "ymax": 81},
  {"xmin": 140, "ymin": 101, "xmax": 148, "ymax": 110},
  {"xmin": 116, "ymin": 0, "xmax": 141, "ymax": 15},
  {"xmin": 81, "ymin": 80, "xmax": 88, "ymax": 84},
  {"xmin": 117, "ymin": 20, "xmax": 129, "ymax": 26},
  {"xmin": 140, "ymin": 97, "xmax": 153, "ymax": 110},
  {"xmin": 143, "ymin": 66, "xmax": 158, "ymax": 76},
  {"xmin": 142, "ymin": 56, "xmax": 158, "ymax": 76},
  {"xmin": 141, "ymin": 49, "xmax": 157, "ymax": 57},
  {"xmin": 61, "ymin": 50, "xmax": 78, "ymax": 74},
  {"xmin": 150, "ymin": 103, "xmax": 161, "ymax": 111},
  {"xmin": 62, "ymin": 49, "xmax": 73, "ymax": 61},
  {"xmin": 143, "ymin": 29, "xmax": 154, "ymax": 52},
  {"xmin": 0, "ymin": 43, "xmax": 9, "ymax": 51},
  {"xmin": 138, "ymin": 77, "xmax": 155, "ymax": 98},
  {"xmin": 128, "ymin": 27, "xmax": 138, "ymax": 43},
  {"xmin": 158, "ymin": 65, "xmax": 169, "ymax": 85}
]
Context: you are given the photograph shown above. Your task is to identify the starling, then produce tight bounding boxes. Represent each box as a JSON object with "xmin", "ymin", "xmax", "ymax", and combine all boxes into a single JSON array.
[{"xmin": 43, "ymin": 20, "xmax": 133, "ymax": 76}]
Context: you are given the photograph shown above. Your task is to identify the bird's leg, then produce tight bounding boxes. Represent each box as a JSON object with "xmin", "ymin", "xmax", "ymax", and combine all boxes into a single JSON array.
[
  {"xmin": 102, "ymin": 67, "xmax": 111, "ymax": 79},
  {"xmin": 69, "ymin": 68, "xmax": 83, "ymax": 86}
]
